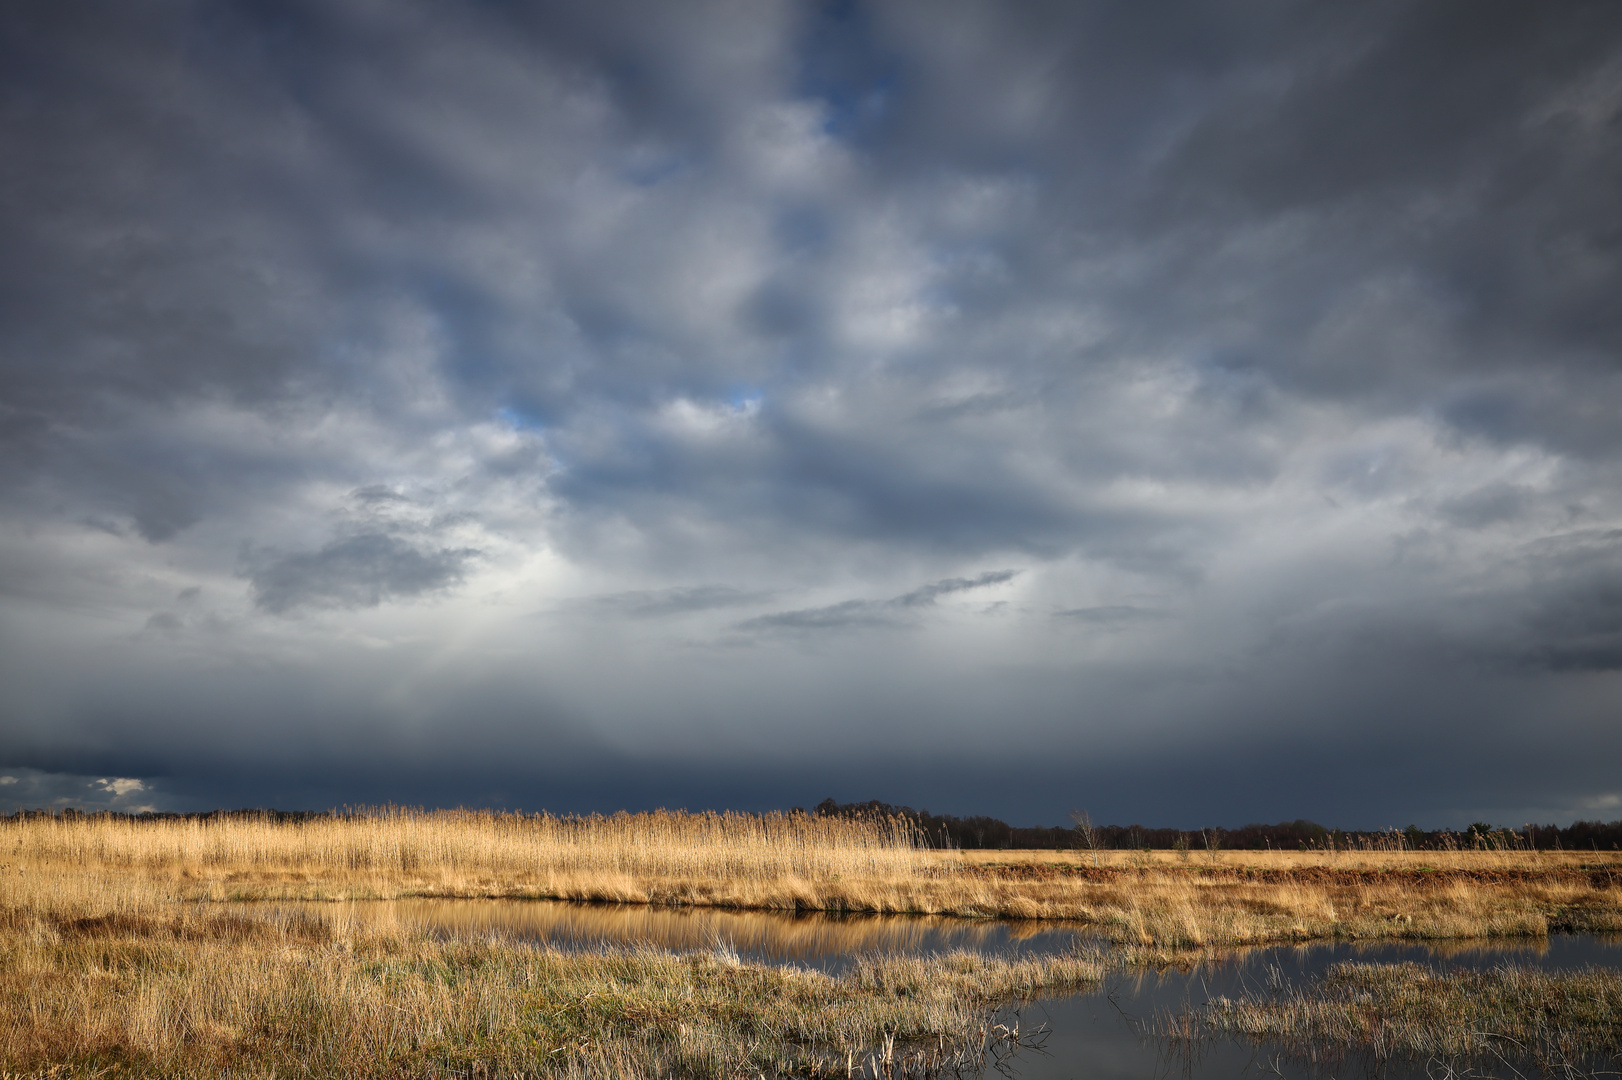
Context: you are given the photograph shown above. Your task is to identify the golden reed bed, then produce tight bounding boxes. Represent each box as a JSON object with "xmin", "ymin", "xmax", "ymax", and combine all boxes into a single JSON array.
[
  {"xmin": 6, "ymin": 808, "xmax": 1621, "ymax": 947},
  {"xmin": 1, "ymin": 813, "xmax": 1106, "ymax": 1077},
  {"xmin": 4, "ymin": 810, "xmax": 1621, "ymax": 1077}
]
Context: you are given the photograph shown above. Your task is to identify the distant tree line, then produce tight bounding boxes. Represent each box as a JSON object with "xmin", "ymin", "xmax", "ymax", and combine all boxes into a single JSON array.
[{"xmin": 807, "ymin": 798, "xmax": 1622, "ymax": 852}]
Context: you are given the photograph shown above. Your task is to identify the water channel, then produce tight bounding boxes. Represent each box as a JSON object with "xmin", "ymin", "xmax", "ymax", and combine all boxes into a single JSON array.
[{"xmin": 274, "ymin": 899, "xmax": 1622, "ymax": 1078}]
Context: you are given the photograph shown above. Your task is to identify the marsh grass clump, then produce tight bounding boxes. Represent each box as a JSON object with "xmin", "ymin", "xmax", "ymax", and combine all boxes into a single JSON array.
[
  {"xmin": 0, "ymin": 882, "xmax": 1106, "ymax": 1078},
  {"xmin": 1169, "ymin": 962, "xmax": 1622, "ymax": 1075}
]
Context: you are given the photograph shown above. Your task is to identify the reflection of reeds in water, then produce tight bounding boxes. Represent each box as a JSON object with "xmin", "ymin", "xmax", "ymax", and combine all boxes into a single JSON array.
[
  {"xmin": 295, "ymin": 898, "xmax": 1090, "ymax": 964},
  {"xmin": 1137, "ymin": 933, "xmax": 1566, "ymax": 976}
]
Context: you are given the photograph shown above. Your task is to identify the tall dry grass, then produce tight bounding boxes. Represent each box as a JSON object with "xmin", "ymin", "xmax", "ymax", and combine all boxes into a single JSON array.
[
  {"xmin": 6, "ymin": 809, "xmax": 1621, "ymax": 946},
  {"xmin": 6, "ymin": 807, "xmax": 925, "ymax": 888}
]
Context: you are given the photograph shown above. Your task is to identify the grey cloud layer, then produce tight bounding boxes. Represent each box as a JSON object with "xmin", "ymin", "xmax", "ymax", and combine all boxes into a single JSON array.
[{"xmin": 2, "ymin": 0, "xmax": 1620, "ymax": 825}]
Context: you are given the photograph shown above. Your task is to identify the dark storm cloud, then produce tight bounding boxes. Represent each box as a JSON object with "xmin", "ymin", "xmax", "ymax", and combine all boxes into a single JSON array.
[
  {"xmin": 1512, "ymin": 530, "xmax": 1622, "ymax": 672},
  {"xmin": 2, "ymin": 0, "xmax": 1621, "ymax": 827},
  {"xmin": 244, "ymin": 534, "xmax": 480, "ymax": 614},
  {"xmin": 860, "ymin": 1, "xmax": 1622, "ymax": 458}
]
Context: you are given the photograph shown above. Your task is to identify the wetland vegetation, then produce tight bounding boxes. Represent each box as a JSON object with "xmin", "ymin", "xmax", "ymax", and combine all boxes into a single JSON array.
[
  {"xmin": 1164, "ymin": 961, "xmax": 1622, "ymax": 1076},
  {"xmin": 1, "ymin": 897, "xmax": 1102, "ymax": 1078},
  {"xmin": 9, "ymin": 808, "xmax": 1621, "ymax": 945},
  {"xmin": 4, "ymin": 808, "xmax": 1621, "ymax": 1077}
]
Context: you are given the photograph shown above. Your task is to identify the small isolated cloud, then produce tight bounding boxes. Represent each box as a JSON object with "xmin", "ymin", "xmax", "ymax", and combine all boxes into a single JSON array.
[
  {"xmin": 580, "ymin": 585, "xmax": 772, "ymax": 619},
  {"xmin": 0, "ymin": 770, "xmax": 172, "ymax": 814},
  {"xmin": 93, "ymin": 778, "xmax": 147, "ymax": 797},
  {"xmin": 350, "ymin": 484, "xmax": 413, "ymax": 507},
  {"xmin": 144, "ymin": 612, "xmax": 183, "ymax": 635},
  {"xmin": 737, "ymin": 570, "xmax": 1019, "ymax": 634},
  {"xmin": 1054, "ymin": 605, "xmax": 1168, "ymax": 629},
  {"xmin": 1437, "ymin": 483, "xmax": 1532, "ymax": 529},
  {"xmin": 244, "ymin": 534, "xmax": 480, "ymax": 614},
  {"xmin": 892, "ymin": 571, "xmax": 1021, "ymax": 608},
  {"xmin": 738, "ymin": 598, "xmax": 898, "ymax": 633}
]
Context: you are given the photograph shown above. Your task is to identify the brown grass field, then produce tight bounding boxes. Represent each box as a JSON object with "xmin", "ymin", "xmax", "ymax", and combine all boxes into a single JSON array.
[{"xmin": 4, "ymin": 810, "xmax": 1621, "ymax": 1076}]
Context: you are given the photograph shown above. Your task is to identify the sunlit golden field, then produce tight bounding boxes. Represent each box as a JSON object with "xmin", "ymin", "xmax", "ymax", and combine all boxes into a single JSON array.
[
  {"xmin": 7, "ymin": 810, "xmax": 1620, "ymax": 947},
  {"xmin": 0, "ymin": 812, "xmax": 1106, "ymax": 1076},
  {"xmin": 4, "ymin": 810, "xmax": 1622, "ymax": 1077}
]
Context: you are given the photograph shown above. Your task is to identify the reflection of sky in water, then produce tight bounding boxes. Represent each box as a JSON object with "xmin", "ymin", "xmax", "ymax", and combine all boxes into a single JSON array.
[
  {"xmin": 1014, "ymin": 934, "xmax": 1622, "ymax": 1080},
  {"xmin": 259, "ymin": 900, "xmax": 1622, "ymax": 1080},
  {"xmin": 274, "ymin": 898, "xmax": 1622, "ymax": 974}
]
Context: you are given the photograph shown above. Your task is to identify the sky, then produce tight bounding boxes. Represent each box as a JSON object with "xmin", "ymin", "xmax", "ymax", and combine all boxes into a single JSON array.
[{"xmin": 2, "ymin": 1, "xmax": 1620, "ymax": 829}]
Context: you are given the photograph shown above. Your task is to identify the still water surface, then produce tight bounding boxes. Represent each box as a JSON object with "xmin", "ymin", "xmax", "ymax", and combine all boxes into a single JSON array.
[
  {"xmin": 289, "ymin": 897, "xmax": 1088, "ymax": 969},
  {"xmin": 275, "ymin": 899, "xmax": 1622, "ymax": 1079}
]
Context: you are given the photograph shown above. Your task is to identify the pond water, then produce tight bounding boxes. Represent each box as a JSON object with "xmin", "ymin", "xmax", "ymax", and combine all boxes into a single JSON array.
[
  {"xmin": 270, "ymin": 899, "xmax": 1622, "ymax": 1078},
  {"xmin": 281, "ymin": 897, "xmax": 1090, "ymax": 970},
  {"xmin": 1000, "ymin": 934, "xmax": 1622, "ymax": 1080}
]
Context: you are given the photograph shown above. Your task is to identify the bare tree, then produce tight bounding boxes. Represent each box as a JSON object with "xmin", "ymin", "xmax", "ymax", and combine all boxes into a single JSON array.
[{"xmin": 1070, "ymin": 808, "xmax": 1100, "ymax": 868}]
